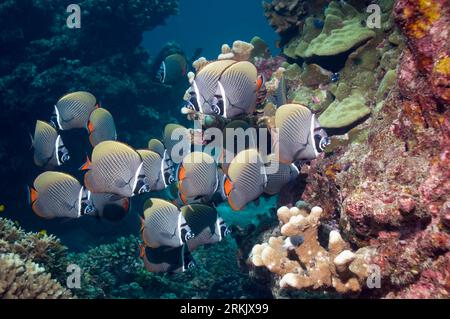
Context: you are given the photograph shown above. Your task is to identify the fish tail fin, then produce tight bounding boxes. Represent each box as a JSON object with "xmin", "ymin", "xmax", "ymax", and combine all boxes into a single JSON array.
[
  {"xmin": 26, "ymin": 185, "xmax": 38, "ymax": 206},
  {"xmin": 139, "ymin": 243, "xmax": 145, "ymax": 259},
  {"xmin": 79, "ymin": 155, "xmax": 91, "ymax": 171}
]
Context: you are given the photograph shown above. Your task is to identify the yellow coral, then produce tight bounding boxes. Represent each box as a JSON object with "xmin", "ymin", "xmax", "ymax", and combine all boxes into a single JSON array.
[
  {"xmin": 434, "ymin": 56, "xmax": 450, "ymax": 75},
  {"xmin": 406, "ymin": 0, "xmax": 441, "ymax": 39}
]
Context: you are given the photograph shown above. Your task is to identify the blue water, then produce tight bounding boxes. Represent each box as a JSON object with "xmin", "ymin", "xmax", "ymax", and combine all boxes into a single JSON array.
[{"xmin": 142, "ymin": 0, "xmax": 279, "ymax": 60}]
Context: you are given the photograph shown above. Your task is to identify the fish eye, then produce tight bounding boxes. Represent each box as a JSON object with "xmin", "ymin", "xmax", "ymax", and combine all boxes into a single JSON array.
[
  {"xmin": 185, "ymin": 231, "xmax": 195, "ymax": 241},
  {"xmin": 189, "ymin": 97, "xmax": 199, "ymax": 112},
  {"xmin": 212, "ymin": 104, "xmax": 221, "ymax": 115},
  {"xmin": 314, "ymin": 134, "xmax": 330, "ymax": 152},
  {"xmin": 222, "ymin": 225, "xmax": 231, "ymax": 237},
  {"xmin": 139, "ymin": 184, "xmax": 151, "ymax": 194},
  {"xmin": 188, "ymin": 261, "xmax": 196, "ymax": 269},
  {"xmin": 62, "ymin": 154, "xmax": 70, "ymax": 162}
]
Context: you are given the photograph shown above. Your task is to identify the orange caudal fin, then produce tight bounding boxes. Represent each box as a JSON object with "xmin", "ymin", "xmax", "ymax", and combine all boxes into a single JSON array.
[
  {"xmin": 79, "ymin": 156, "xmax": 92, "ymax": 171},
  {"xmin": 223, "ymin": 177, "xmax": 233, "ymax": 197},
  {"xmin": 27, "ymin": 186, "xmax": 38, "ymax": 205},
  {"xmin": 87, "ymin": 120, "xmax": 95, "ymax": 134},
  {"xmin": 139, "ymin": 243, "xmax": 145, "ymax": 259},
  {"xmin": 177, "ymin": 165, "xmax": 186, "ymax": 182},
  {"xmin": 256, "ymin": 75, "xmax": 265, "ymax": 91}
]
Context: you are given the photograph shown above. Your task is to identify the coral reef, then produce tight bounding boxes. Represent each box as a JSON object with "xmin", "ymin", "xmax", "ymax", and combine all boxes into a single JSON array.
[
  {"xmin": 0, "ymin": 218, "xmax": 73, "ymax": 299},
  {"xmin": 250, "ymin": 206, "xmax": 374, "ymax": 295},
  {"xmin": 250, "ymin": 0, "xmax": 449, "ymax": 299},
  {"xmin": 263, "ymin": 0, "xmax": 308, "ymax": 35},
  {"xmin": 298, "ymin": 0, "xmax": 450, "ymax": 298},
  {"xmin": 0, "ymin": 253, "xmax": 73, "ymax": 299},
  {"xmin": 0, "ymin": 218, "xmax": 68, "ymax": 283},
  {"xmin": 68, "ymin": 235, "xmax": 262, "ymax": 299},
  {"xmin": 279, "ymin": 0, "xmax": 400, "ymax": 134}
]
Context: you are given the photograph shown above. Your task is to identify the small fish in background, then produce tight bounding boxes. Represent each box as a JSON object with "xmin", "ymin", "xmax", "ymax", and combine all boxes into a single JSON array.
[
  {"xmin": 209, "ymin": 61, "xmax": 260, "ymax": 119},
  {"xmin": 32, "ymin": 120, "xmax": 70, "ymax": 169},
  {"xmin": 0, "ymin": 204, "xmax": 5, "ymax": 213},
  {"xmin": 177, "ymin": 152, "xmax": 219, "ymax": 205},
  {"xmin": 87, "ymin": 108, "xmax": 117, "ymax": 147},
  {"xmin": 51, "ymin": 91, "xmax": 98, "ymax": 130},
  {"xmin": 37, "ymin": 229, "xmax": 48, "ymax": 237},
  {"xmin": 82, "ymin": 141, "xmax": 145, "ymax": 198},
  {"xmin": 181, "ymin": 204, "xmax": 230, "ymax": 251},
  {"xmin": 141, "ymin": 198, "xmax": 194, "ymax": 249},
  {"xmin": 28, "ymin": 171, "xmax": 96, "ymax": 219},
  {"xmin": 156, "ymin": 53, "xmax": 188, "ymax": 85},
  {"xmin": 282, "ymin": 235, "xmax": 304, "ymax": 251},
  {"xmin": 331, "ymin": 72, "xmax": 340, "ymax": 83},
  {"xmin": 223, "ymin": 148, "xmax": 267, "ymax": 211},
  {"xmin": 89, "ymin": 193, "xmax": 130, "ymax": 222},
  {"xmin": 264, "ymin": 153, "xmax": 300, "ymax": 195},
  {"xmin": 273, "ymin": 104, "xmax": 330, "ymax": 164},
  {"xmin": 140, "ymin": 244, "xmax": 196, "ymax": 273}
]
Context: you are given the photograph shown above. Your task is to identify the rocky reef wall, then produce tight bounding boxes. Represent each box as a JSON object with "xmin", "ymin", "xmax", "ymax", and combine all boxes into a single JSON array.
[{"xmin": 247, "ymin": 0, "xmax": 449, "ymax": 298}]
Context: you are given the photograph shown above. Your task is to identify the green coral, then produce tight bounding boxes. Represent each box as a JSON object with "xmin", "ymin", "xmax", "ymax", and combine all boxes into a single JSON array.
[
  {"xmin": 288, "ymin": 1, "xmax": 375, "ymax": 59},
  {"xmin": 68, "ymin": 235, "xmax": 257, "ymax": 299},
  {"xmin": 319, "ymin": 92, "xmax": 371, "ymax": 128}
]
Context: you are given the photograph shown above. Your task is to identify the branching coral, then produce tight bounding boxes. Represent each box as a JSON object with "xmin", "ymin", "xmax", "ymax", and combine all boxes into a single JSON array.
[
  {"xmin": 0, "ymin": 218, "xmax": 68, "ymax": 283},
  {"xmin": 0, "ymin": 253, "xmax": 73, "ymax": 299},
  {"xmin": 250, "ymin": 206, "xmax": 375, "ymax": 294}
]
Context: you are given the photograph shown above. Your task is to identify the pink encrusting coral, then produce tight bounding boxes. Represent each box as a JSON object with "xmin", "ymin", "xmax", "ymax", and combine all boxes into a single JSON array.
[{"xmin": 298, "ymin": 0, "xmax": 450, "ymax": 298}]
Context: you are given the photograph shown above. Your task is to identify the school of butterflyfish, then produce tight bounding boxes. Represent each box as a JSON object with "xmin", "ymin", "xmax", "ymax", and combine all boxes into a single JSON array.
[{"xmin": 28, "ymin": 50, "xmax": 330, "ymax": 273}]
